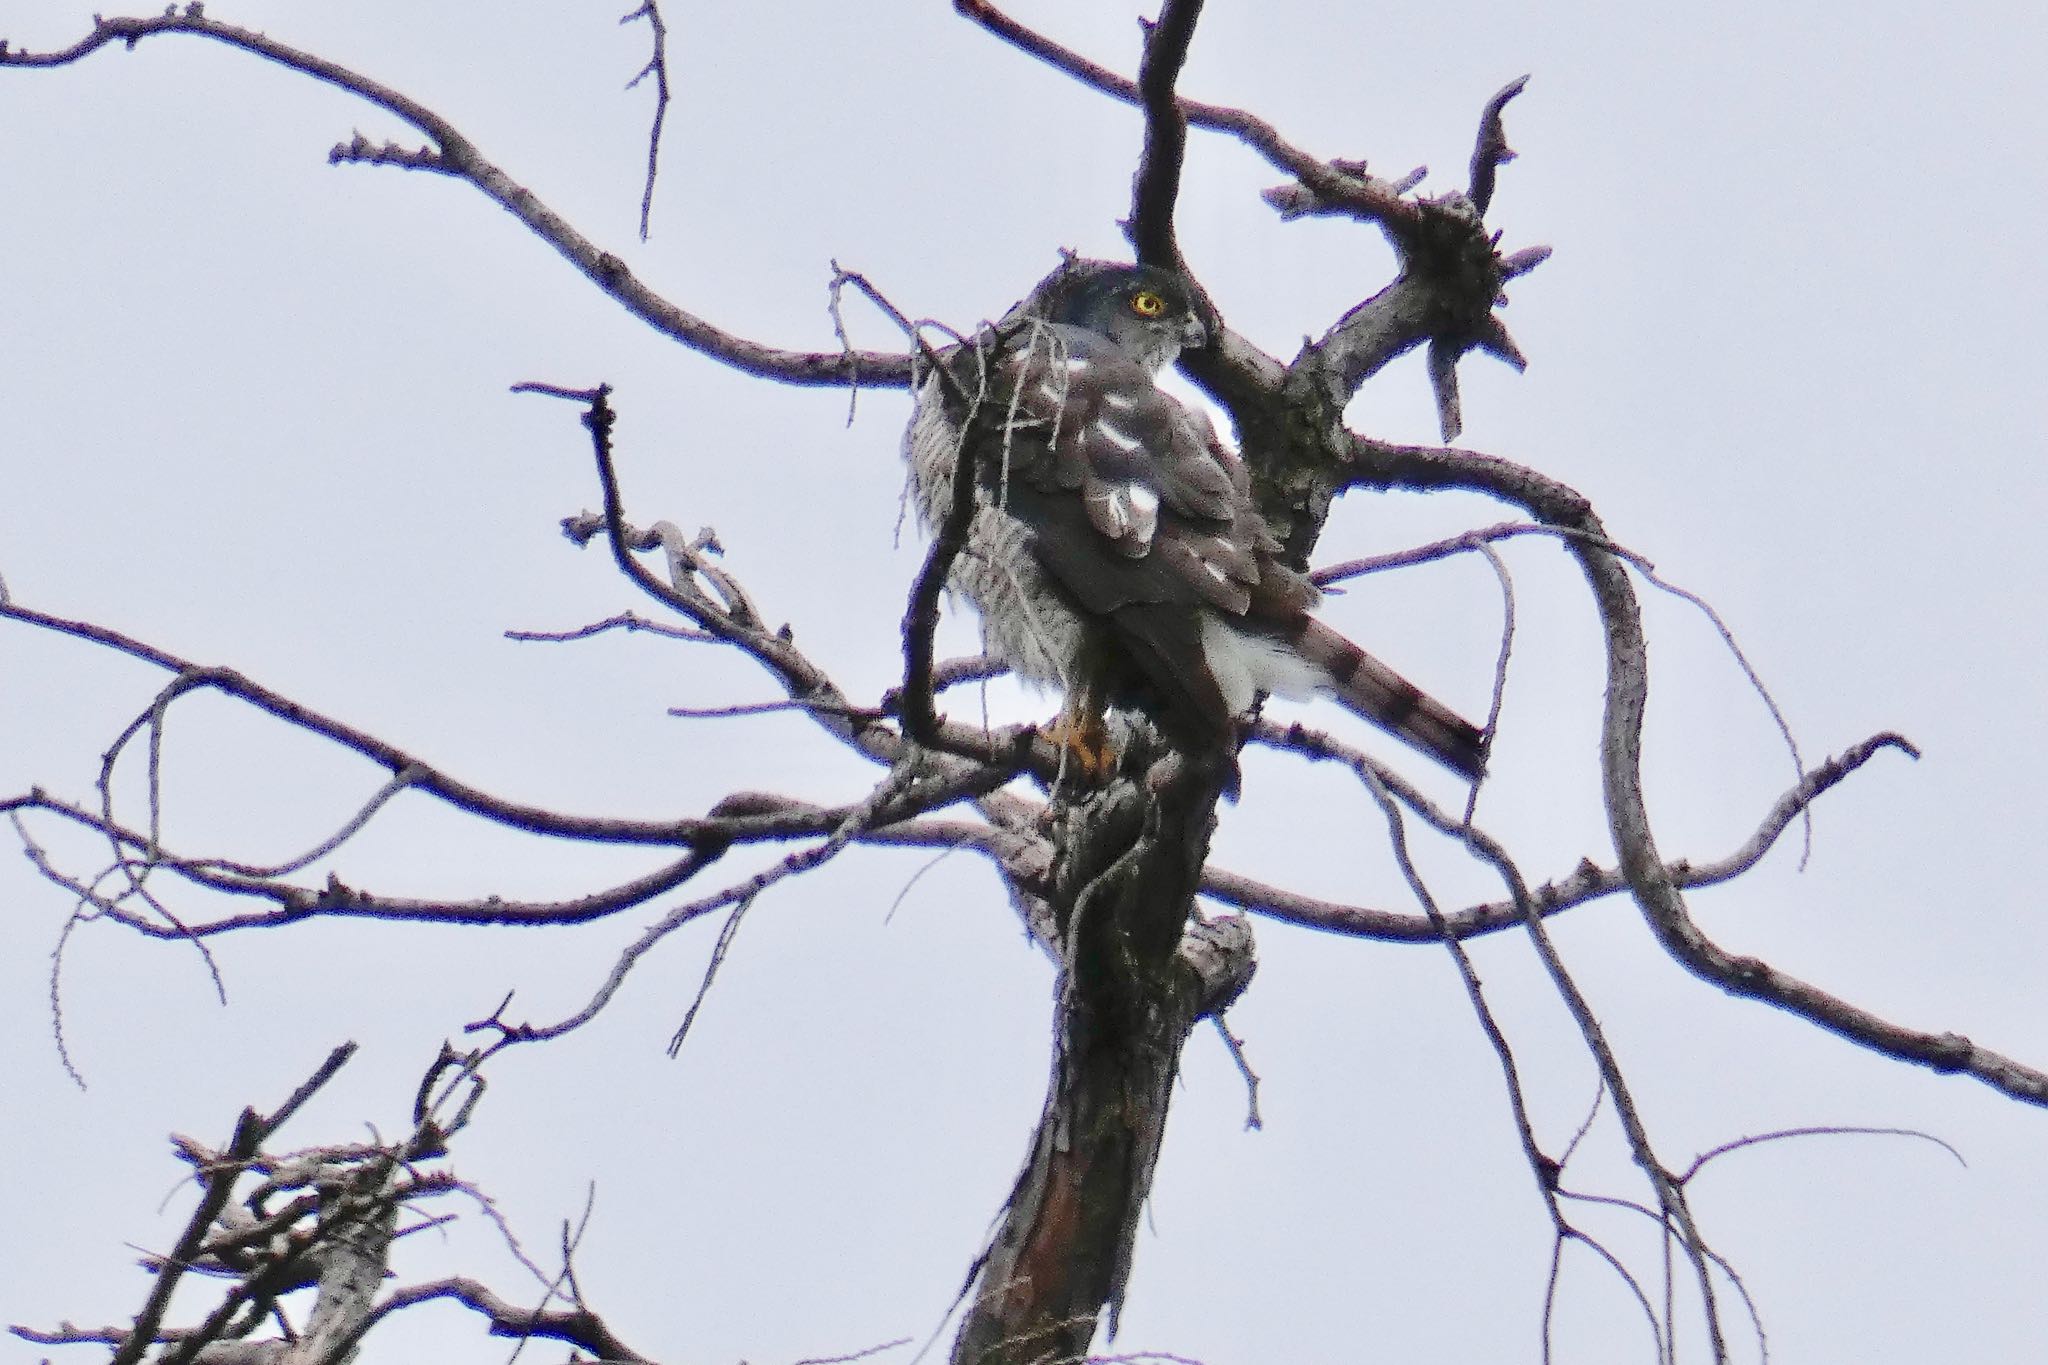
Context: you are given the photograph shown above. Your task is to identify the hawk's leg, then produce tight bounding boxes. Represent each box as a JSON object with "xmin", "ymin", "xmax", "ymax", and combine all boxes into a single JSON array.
[{"xmin": 1043, "ymin": 671, "xmax": 1119, "ymax": 784}]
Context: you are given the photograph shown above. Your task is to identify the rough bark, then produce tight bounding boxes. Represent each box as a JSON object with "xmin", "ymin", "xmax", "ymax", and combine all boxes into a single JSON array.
[{"xmin": 952, "ymin": 738, "xmax": 1252, "ymax": 1364}]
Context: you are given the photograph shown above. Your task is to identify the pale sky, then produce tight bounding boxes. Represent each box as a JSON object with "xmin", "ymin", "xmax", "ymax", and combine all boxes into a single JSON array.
[{"xmin": 3, "ymin": 3, "xmax": 2045, "ymax": 1363}]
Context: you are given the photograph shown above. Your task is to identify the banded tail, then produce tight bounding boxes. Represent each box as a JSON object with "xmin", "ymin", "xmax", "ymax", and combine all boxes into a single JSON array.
[{"xmin": 1287, "ymin": 617, "xmax": 1489, "ymax": 780}]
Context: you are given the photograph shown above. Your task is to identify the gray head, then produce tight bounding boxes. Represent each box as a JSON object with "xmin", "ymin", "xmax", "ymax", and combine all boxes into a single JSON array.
[{"xmin": 1032, "ymin": 261, "xmax": 1207, "ymax": 375}]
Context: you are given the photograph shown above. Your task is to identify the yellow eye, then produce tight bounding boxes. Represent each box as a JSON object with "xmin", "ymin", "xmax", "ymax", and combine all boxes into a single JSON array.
[{"xmin": 1130, "ymin": 290, "xmax": 1167, "ymax": 318}]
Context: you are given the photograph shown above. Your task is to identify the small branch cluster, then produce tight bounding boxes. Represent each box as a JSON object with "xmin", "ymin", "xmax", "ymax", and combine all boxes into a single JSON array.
[{"xmin": 9, "ymin": 1045, "xmax": 672, "ymax": 1365}]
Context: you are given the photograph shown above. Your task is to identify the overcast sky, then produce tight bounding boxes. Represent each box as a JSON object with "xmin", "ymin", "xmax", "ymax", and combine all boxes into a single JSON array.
[{"xmin": 3, "ymin": 3, "xmax": 2045, "ymax": 1362}]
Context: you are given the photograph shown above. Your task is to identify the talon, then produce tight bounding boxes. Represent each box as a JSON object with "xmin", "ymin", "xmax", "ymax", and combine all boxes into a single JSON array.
[{"xmin": 1043, "ymin": 705, "xmax": 1118, "ymax": 783}]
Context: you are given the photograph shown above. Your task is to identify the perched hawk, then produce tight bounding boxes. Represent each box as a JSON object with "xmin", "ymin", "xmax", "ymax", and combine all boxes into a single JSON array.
[{"xmin": 905, "ymin": 259, "xmax": 1487, "ymax": 781}]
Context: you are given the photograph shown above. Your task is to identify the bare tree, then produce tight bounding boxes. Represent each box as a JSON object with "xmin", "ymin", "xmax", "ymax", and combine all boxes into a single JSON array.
[{"xmin": 3, "ymin": 6, "xmax": 2037, "ymax": 1364}]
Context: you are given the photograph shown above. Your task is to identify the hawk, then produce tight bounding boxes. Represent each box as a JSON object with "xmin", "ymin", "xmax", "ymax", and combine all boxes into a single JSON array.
[{"xmin": 905, "ymin": 259, "xmax": 1487, "ymax": 781}]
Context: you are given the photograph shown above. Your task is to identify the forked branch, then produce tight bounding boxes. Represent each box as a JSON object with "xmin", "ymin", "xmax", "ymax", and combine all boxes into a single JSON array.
[{"xmin": 0, "ymin": 11, "xmax": 908, "ymax": 387}]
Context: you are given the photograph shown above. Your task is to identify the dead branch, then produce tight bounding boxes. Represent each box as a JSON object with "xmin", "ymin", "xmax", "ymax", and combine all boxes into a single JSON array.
[
  {"xmin": 547, "ymin": 384, "xmax": 1056, "ymax": 780},
  {"xmin": 0, "ymin": 598, "xmax": 740, "ymax": 847},
  {"xmin": 960, "ymin": 0, "xmax": 1547, "ymax": 450},
  {"xmin": 10, "ymin": 1046, "xmax": 654, "ymax": 1365},
  {"xmin": 955, "ymin": 0, "xmax": 1421, "ymax": 228},
  {"xmin": 1468, "ymin": 75, "xmax": 1529, "ymax": 215},
  {"xmin": 1680, "ymin": 1124, "xmax": 1965, "ymax": 1183},
  {"xmin": 1312, "ymin": 515, "xmax": 1813, "ymax": 847},
  {"xmin": 1346, "ymin": 730, "xmax": 1733, "ymax": 1352},
  {"xmin": 374, "ymin": 1278, "xmax": 653, "ymax": 1362},
  {"xmin": 1126, "ymin": 0, "xmax": 1203, "ymax": 275},
  {"xmin": 489, "ymin": 756, "xmax": 1021, "ymax": 1046},
  {"xmin": 99, "ymin": 1045, "xmax": 356, "ymax": 1365},
  {"xmin": 0, "ymin": 12, "xmax": 907, "ymax": 388},
  {"xmin": 5, "ymin": 765, "xmax": 1045, "ymax": 941},
  {"xmin": 619, "ymin": 1, "xmax": 672, "ymax": 242},
  {"xmin": 4, "ymin": 378, "xmax": 1067, "ymax": 989},
  {"xmin": 1206, "ymin": 727, "xmax": 1915, "ymax": 943},
  {"xmin": 504, "ymin": 609, "xmax": 715, "ymax": 644}
]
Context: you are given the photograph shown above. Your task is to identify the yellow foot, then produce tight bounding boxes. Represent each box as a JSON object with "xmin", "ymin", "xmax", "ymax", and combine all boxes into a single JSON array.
[{"xmin": 1042, "ymin": 708, "xmax": 1119, "ymax": 784}]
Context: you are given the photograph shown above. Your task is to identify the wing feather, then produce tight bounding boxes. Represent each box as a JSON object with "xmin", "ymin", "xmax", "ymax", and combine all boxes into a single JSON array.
[{"xmin": 988, "ymin": 322, "xmax": 1263, "ymax": 608}]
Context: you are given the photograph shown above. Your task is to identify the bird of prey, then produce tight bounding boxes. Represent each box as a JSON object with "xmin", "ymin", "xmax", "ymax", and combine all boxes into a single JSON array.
[{"xmin": 904, "ymin": 259, "xmax": 1487, "ymax": 781}]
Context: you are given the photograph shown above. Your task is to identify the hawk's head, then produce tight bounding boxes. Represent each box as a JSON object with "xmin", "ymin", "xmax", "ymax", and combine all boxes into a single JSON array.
[{"xmin": 1034, "ymin": 262, "xmax": 1207, "ymax": 376}]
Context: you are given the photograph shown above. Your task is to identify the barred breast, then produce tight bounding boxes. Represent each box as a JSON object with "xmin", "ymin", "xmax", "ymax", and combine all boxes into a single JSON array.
[{"xmin": 905, "ymin": 372, "xmax": 1088, "ymax": 691}]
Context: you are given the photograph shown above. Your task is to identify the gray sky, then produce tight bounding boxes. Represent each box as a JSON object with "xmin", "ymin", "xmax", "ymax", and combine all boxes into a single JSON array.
[{"xmin": 3, "ymin": 2, "xmax": 2044, "ymax": 1362}]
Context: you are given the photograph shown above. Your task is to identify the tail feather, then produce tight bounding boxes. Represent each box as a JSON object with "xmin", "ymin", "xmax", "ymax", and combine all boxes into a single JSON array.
[{"xmin": 1286, "ymin": 618, "xmax": 1488, "ymax": 779}]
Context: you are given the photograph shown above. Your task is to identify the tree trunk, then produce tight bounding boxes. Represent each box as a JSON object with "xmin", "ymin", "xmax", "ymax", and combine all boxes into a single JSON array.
[{"xmin": 952, "ymin": 739, "xmax": 1255, "ymax": 1365}]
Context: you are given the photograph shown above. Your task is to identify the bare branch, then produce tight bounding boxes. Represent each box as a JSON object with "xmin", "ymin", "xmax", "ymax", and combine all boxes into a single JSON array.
[
  {"xmin": 0, "ymin": 14, "xmax": 910, "ymax": 387},
  {"xmin": 1321, "ymin": 416, "xmax": 2044, "ymax": 1126},
  {"xmin": 1462, "ymin": 536, "xmax": 1517, "ymax": 823},
  {"xmin": 548, "ymin": 383, "xmax": 1056, "ymax": 781},
  {"xmin": 1680, "ymin": 1125, "xmax": 1966, "ymax": 1183},
  {"xmin": 619, "ymin": 2, "xmax": 673, "ymax": 241},
  {"xmin": 667, "ymin": 893, "xmax": 756, "ymax": 1054},
  {"xmin": 1315, "ymin": 514, "xmax": 1815, "ymax": 852},
  {"xmin": 1207, "ymin": 1013, "xmax": 1262, "ymax": 1131},
  {"xmin": 267, "ymin": 1044, "xmax": 361, "ymax": 1133},
  {"xmin": 0, "ymin": 598, "xmax": 745, "ymax": 847},
  {"xmin": 1292, "ymin": 191, "xmax": 1535, "ymax": 412},
  {"xmin": 1348, "ymin": 758, "xmax": 1563, "ymax": 1233},
  {"xmin": 954, "ymin": 0, "xmax": 1399, "ymax": 225},
  {"xmin": 505, "ymin": 610, "xmax": 715, "ymax": 644},
  {"xmin": 1126, "ymin": 0, "xmax": 1203, "ymax": 274},
  {"xmin": 372, "ymin": 1278, "xmax": 652, "ymax": 1362},
  {"xmin": 14, "ymin": 1045, "xmax": 664, "ymax": 1363},
  {"xmin": 493, "ymin": 756, "xmax": 1021, "ymax": 1045},
  {"xmin": 1546, "ymin": 1231, "xmax": 1667, "ymax": 1365},
  {"xmin": 105, "ymin": 1047, "xmax": 357, "ymax": 1365},
  {"xmin": 899, "ymin": 382, "xmax": 984, "ymax": 749},
  {"xmin": 0, "ymin": 381, "xmax": 1064, "ymax": 960},
  {"xmin": 930, "ymin": 653, "xmax": 1010, "ymax": 692},
  {"xmin": 1426, "ymin": 334, "xmax": 1464, "ymax": 442},
  {"xmin": 1467, "ymin": 74, "xmax": 1529, "ymax": 216},
  {"xmin": 1339, "ymin": 741, "xmax": 1730, "ymax": 1354},
  {"xmin": 1210, "ymin": 728, "xmax": 1917, "ymax": 941},
  {"xmin": 953, "ymin": 0, "xmax": 1541, "ymax": 426},
  {"xmin": 792, "ymin": 1337, "xmax": 915, "ymax": 1365},
  {"xmin": 667, "ymin": 697, "xmax": 883, "ymax": 721},
  {"xmin": 2, "ymin": 778, "xmax": 1047, "ymax": 937}
]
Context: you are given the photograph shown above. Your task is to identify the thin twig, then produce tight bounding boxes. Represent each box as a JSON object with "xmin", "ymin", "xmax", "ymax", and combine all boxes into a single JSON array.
[
  {"xmin": 0, "ymin": 597, "xmax": 752, "ymax": 847},
  {"xmin": 506, "ymin": 611, "xmax": 714, "ymax": 645},
  {"xmin": 1208, "ymin": 1013, "xmax": 1263, "ymax": 1131},
  {"xmin": 1210, "ymin": 727, "xmax": 1914, "ymax": 945},
  {"xmin": 1349, "ymin": 760, "xmax": 1562, "ymax": 1229},
  {"xmin": 369, "ymin": 1278, "xmax": 651, "ymax": 1363},
  {"xmin": 1314, "ymin": 517, "xmax": 1813, "ymax": 859},
  {"xmin": 619, "ymin": 2, "xmax": 672, "ymax": 241},
  {"xmin": 1681, "ymin": 1124, "xmax": 1966, "ymax": 1182},
  {"xmin": 667, "ymin": 894, "xmax": 754, "ymax": 1055},
  {"xmin": 667, "ymin": 697, "xmax": 883, "ymax": 722},
  {"xmin": 493, "ymin": 759, "xmax": 1013, "ymax": 1044},
  {"xmin": 791, "ymin": 1337, "xmax": 915, "ymax": 1365},
  {"xmin": 2, "ymin": 16, "xmax": 910, "ymax": 387}
]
